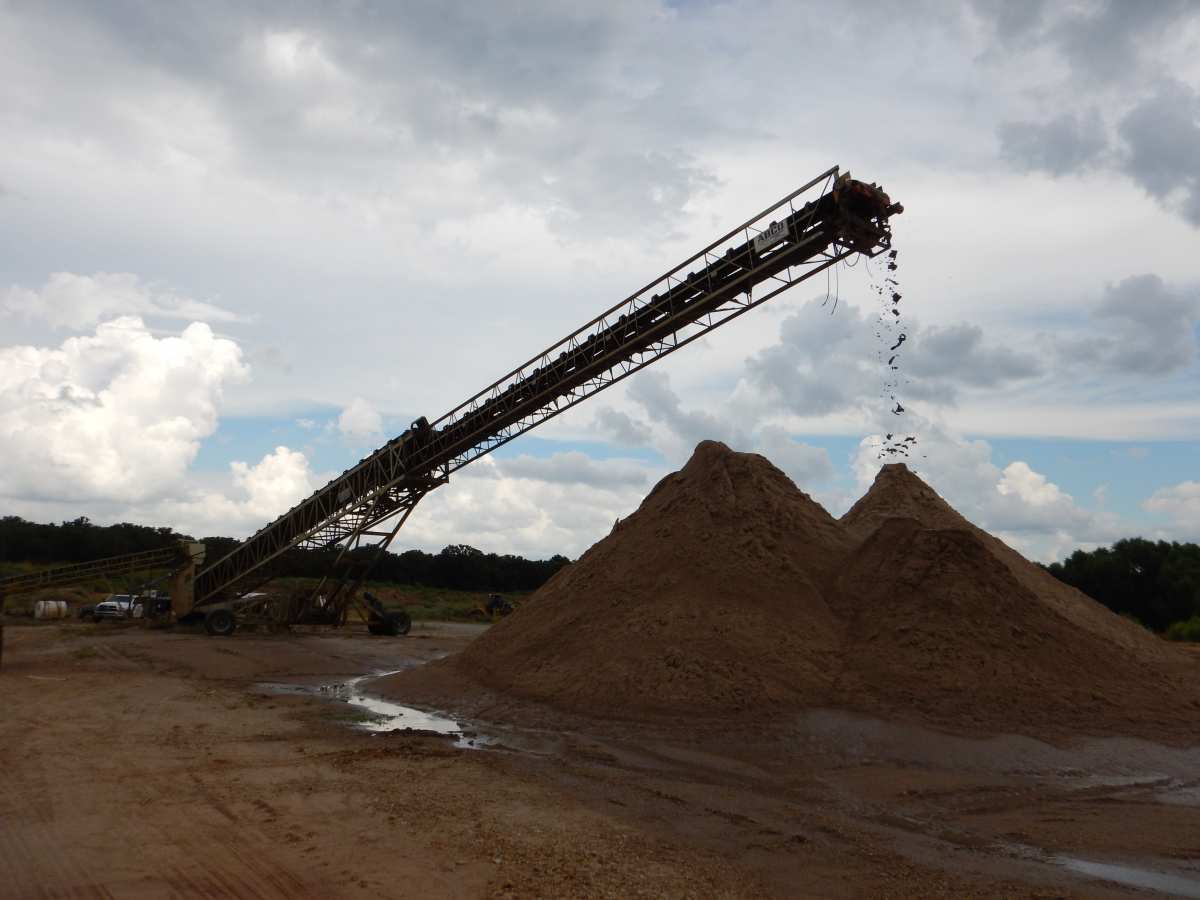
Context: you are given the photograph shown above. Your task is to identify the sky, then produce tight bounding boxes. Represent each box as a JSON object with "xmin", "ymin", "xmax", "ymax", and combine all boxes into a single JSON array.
[{"xmin": 1, "ymin": 0, "xmax": 1198, "ymax": 563}]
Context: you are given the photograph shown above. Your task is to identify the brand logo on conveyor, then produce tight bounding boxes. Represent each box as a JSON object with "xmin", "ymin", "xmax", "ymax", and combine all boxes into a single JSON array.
[{"xmin": 752, "ymin": 220, "xmax": 789, "ymax": 254}]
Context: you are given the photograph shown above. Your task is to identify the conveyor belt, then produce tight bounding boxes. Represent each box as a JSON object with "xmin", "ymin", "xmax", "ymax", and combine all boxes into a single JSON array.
[
  {"xmin": 0, "ymin": 545, "xmax": 192, "ymax": 597},
  {"xmin": 193, "ymin": 167, "xmax": 901, "ymax": 615}
]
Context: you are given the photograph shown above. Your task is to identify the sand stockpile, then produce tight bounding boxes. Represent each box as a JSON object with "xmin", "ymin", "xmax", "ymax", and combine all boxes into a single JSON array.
[
  {"xmin": 829, "ymin": 517, "xmax": 1190, "ymax": 732},
  {"xmin": 843, "ymin": 464, "xmax": 1171, "ymax": 659},
  {"xmin": 428, "ymin": 444, "xmax": 1199, "ymax": 735},
  {"xmin": 456, "ymin": 440, "xmax": 851, "ymax": 717}
]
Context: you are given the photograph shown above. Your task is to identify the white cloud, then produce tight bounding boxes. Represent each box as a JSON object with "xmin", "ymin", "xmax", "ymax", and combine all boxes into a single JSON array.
[
  {"xmin": 627, "ymin": 370, "xmax": 746, "ymax": 455},
  {"xmin": 495, "ymin": 451, "xmax": 651, "ymax": 490},
  {"xmin": 231, "ymin": 446, "xmax": 316, "ymax": 516},
  {"xmin": 1143, "ymin": 481, "xmax": 1200, "ymax": 534},
  {"xmin": 2, "ymin": 272, "xmax": 247, "ymax": 330},
  {"xmin": 996, "ymin": 461, "xmax": 1070, "ymax": 507},
  {"xmin": 621, "ymin": 370, "xmax": 833, "ymax": 487},
  {"xmin": 261, "ymin": 30, "xmax": 342, "ymax": 81},
  {"xmin": 754, "ymin": 425, "xmax": 834, "ymax": 486},
  {"xmin": 0, "ymin": 309, "xmax": 319, "ymax": 541},
  {"xmin": 851, "ymin": 417, "xmax": 1124, "ymax": 562},
  {"xmin": 593, "ymin": 406, "xmax": 653, "ymax": 446},
  {"xmin": 0, "ymin": 316, "xmax": 247, "ymax": 504},
  {"xmin": 336, "ymin": 397, "xmax": 383, "ymax": 441},
  {"xmin": 401, "ymin": 454, "xmax": 658, "ymax": 558},
  {"xmin": 145, "ymin": 446, "xmax": 323, "ymax": 538}
]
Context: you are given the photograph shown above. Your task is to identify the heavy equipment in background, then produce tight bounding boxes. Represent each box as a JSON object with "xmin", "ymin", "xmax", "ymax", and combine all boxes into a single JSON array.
[
  {"xmin": 3, "ymin": 167, "xmax": 902, "ymax": 639},
  {"xmin": 0, "ymin": 542, "xmax": 205, "ymax": 664},
  {"xmin": 363, "ymin": 591, "xmax": 412, "ymax": 636},
  {"xmin": 468, "ymin": 594, "xmax": 519, "ymax": 622}
]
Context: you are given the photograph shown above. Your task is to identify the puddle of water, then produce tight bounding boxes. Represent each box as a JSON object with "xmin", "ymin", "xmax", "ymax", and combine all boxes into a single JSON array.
[
  {"xmin": 1054, "ymin": 856, "xmax": 1200, "ymax": 898},
  {"xmin": 1157, "ymin": 784, "xmax": 1200, "ymax": 807},
  {"xmin": 1005, "ymin": 843, "xmax": 1200, "ymax": 898},
  {"xmin": 257, "ymin": 672, "xmax": 484, "ymax": 749},
  {"xmin": 1049, "ymin": 772, "xmax": 1200, "ymax": 807},
  {"xmin": 1070, "ymin": 773, "xmax": 1171, "ymax": 790}
]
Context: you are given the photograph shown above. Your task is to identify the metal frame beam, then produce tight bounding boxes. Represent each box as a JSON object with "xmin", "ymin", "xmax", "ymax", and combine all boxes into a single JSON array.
[
  {"xmin": 0, "ymin": 545, "xmax": 197, "ymax": 598},
  {"xmin": 192, "ymin": 166, "xmax": 900, "ymax": 613}
]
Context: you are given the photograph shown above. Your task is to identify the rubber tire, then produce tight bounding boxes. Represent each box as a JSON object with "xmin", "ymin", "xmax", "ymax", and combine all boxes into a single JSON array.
[
  {"xmin": 367, "ymin": 612, "xmax": 410, "ymax": 637},
  {"xmin": 204, "ymin": 609, "xmax": 237, "ymax": 637},
  {"xmin": 390, "ymin": 611, "xmax": 412, "ymax": 636}
]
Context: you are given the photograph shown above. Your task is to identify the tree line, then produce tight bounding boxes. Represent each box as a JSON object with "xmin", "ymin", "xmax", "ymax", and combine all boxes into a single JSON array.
[
  {"xmin": 0, "ymin": 516, "xmax": 570, "ymax": 593},
  {"xmin": 1044, "ymin": 538, "xmax": 1200, "ymax": 635},
  {"xmin": 0, "ymin": 516, "xmax": 179, "ymax": 565},
  {"xmin": 7, "ymin": 516, "xmax": 1196, "ymax": 634}
]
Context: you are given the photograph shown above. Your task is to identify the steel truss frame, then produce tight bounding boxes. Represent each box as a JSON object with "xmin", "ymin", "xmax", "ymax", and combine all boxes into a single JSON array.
[
  {"xmin": 192, "ymin": 165, "xmax": 900, "ymax": 617},
  {"xmin": 0, "ymin": 545, "xmax": 192, "ymax": 598}
]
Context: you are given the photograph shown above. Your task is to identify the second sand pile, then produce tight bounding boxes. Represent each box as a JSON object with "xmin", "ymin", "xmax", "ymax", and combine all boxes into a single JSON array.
[{"xmin": 454, "ymin": 441, "xmax": 1200, "ymax": 734}]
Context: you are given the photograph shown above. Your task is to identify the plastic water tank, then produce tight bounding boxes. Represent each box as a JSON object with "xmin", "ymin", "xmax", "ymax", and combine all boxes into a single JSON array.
[{"xmin": 33, "ymin": 600, "xmax": 69, "ymax": 620}]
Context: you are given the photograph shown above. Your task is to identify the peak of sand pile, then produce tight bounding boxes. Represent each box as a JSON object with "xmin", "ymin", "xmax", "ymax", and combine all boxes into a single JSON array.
[
  {"xmin": 841, "ymin": 463, "xmax": 968, "ymax": 541},
  {"xmin": 456, "ymin": 441, "xmax": 853, "ymax": 717}
]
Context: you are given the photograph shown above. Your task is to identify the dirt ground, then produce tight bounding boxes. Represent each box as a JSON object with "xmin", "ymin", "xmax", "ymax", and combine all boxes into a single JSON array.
[{"xmin": 3, "ymin": 620, "xmax": 1199, "ymax": 899}]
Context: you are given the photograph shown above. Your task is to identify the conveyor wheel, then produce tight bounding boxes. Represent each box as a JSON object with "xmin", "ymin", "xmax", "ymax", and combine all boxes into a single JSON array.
[
  {"xmin": 368, "ymin": 611, "xmax": 411, "ymax": 637},
  {"xmin": 204, "ymin": 608, "xmax": 237, "ymax": 637}
]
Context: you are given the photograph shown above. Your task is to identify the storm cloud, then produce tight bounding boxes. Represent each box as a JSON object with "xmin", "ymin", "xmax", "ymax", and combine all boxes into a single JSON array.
[
  {"xmin": 988, "ymin": 1, "xmax": 1200, "ymax": 227},
  {"xmin": 745, "ymin": 298, "xmax": 1042, "ymax": 419},
  {"xmin": 1059, "ymin": 274, "xmax": 1200, "ymax": 376},
  {"xmin": 1119, "ymin": 82, "xmax": 1200, "ymax": 227},
  {"xmin": 999, "ymin": 111, "xmax": 1108, "ymax": 176}
]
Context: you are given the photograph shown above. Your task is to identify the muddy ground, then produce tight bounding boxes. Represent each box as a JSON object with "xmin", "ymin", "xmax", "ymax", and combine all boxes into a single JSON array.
[{"xmin": 2, "ymin": 620, "xmax": 1199, "ymax": 899}]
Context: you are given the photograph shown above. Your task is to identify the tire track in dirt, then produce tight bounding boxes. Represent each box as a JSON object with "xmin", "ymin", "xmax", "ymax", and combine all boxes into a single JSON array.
[
  {"xmin": 170, "ymin": 765, "xmax": 326, "ymax": 898},
  {"xmin": 161, "ymin": 847, "xmax": 308, "ymax": 900},
  {"xmin": 0, "ymin": 772, "xmax": 114, "ymax": 899},
  {"xmin": 0, "ymin": 704, "xmax": 103, "ymax": 899}
]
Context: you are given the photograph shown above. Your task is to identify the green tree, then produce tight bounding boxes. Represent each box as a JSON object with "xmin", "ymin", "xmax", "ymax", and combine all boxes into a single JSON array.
[{"xmin": 1046, "ymin": 538, "xmax": 1200, "ymax": 631}]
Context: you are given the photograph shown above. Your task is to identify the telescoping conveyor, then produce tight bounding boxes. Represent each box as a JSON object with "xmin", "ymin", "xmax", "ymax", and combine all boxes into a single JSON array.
[{"xmin": 4, "ymin": 167, "xmax": 902, "ymax": 637}]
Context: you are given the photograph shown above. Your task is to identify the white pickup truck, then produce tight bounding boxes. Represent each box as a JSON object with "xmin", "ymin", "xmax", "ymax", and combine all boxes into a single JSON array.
[{"xmin": 92, "ymin": 594, "xmax": 145, "ymax": 620}]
